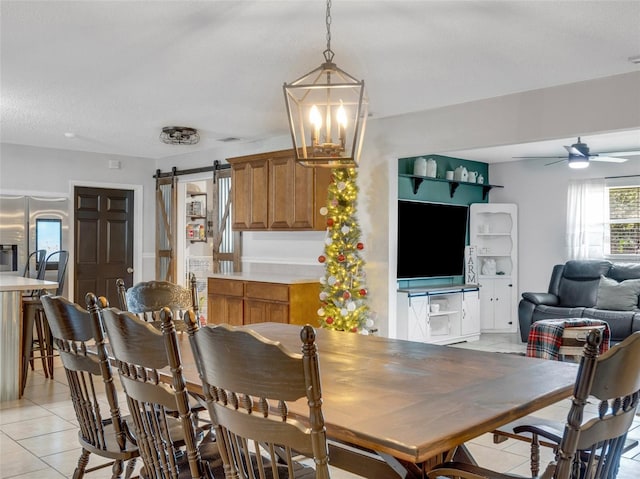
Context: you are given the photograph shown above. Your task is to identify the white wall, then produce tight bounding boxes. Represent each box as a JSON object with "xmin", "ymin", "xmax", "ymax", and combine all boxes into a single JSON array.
[
  {"xmin": 489, "ymin": 158, "xmax": 640, "ymax": 298},
  {"xmin": 2, "ymin": 72, "xmax": 638, "ymax": 338},
  {"xmin": 0, "ymin": 143, "xmax": 155, "ymax": 288},
  {"xmin": 357, "ymin": 71, "xmax": 640, "ymax": 337}
]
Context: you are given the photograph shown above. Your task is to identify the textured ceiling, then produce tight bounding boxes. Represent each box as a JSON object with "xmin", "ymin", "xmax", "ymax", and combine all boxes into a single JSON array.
[{"xmin": 1, "ymin": 0, "xmax": 639, "ymax": 161}]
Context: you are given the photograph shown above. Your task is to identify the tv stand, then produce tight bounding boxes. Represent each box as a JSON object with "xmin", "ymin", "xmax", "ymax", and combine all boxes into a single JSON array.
[{"xmin": 396, "ymin": 284, "xmax": 480, "ymax": 345}]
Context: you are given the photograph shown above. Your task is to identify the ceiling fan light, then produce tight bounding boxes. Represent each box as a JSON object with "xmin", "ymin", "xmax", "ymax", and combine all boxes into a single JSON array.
[{"xmin": 568, "ymin": 158, "xmax": 589, "ymax": 169}]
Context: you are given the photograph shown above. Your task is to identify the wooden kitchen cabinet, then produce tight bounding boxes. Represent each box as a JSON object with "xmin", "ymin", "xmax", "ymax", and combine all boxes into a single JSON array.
[
  {"xmin": 207, "ymin": 276, "xmax": 320, "ymax": 326},
  {"xmin": 227, "ymin": 149, "xmax": 330, "ymax": 231},
  {"xmin": 229, "ymin": 157, "xmax": 269, "ymax": 230},
  {"xmin": 207, "ymin": 277, "xmax": 244, "ymax": 325}
]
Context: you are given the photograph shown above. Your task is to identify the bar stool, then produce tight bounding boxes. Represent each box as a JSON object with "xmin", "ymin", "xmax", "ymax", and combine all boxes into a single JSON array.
[{"xmin": 21, "ymin": 250, "xmax": 68, "ymax": 394}]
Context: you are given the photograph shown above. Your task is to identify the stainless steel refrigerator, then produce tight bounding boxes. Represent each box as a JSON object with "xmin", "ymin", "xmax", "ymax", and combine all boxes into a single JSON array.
[{"xmin": 0, "ymin": 195, "xmax": 69, "ymax": 289}]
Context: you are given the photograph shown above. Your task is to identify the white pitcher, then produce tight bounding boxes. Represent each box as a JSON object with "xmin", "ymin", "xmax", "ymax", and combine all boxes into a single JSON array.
[
  {"xmin": 468, "ymin": 171, "xmax": 478, "ymax": 183},
  {"xmin": 454, "ymin": 166, "xmax": 468, "ymax": 182}
]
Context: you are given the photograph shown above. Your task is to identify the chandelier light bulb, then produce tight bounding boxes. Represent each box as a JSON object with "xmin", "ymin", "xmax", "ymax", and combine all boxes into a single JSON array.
[
  {"xmin": 310, "ymin": 105, "xmax": 322, "ymax": 146},
  {"xmin": 337, "ymin": 100, "xmax": 347, "ymax": 147}
]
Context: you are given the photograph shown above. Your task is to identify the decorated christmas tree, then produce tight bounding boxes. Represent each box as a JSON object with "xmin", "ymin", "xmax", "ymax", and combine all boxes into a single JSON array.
[{"xmin": 317, "ymin": 168, "xmax": 372, "ymax": 333}]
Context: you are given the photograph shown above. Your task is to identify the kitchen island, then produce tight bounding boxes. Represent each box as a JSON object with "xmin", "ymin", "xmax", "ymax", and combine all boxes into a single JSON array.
[
  {"xmin": 0, "ymin": 275, "xmax": 58, "ymax": 401},
  {"xmin": 207, "ymin": 272, "xmax": 320, "ymax": 326}
]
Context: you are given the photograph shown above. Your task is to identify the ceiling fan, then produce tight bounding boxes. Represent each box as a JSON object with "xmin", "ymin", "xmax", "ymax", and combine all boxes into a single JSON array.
[{"xmin": 514, "ymin": 137, "xmax": 640, "ymax": 169}]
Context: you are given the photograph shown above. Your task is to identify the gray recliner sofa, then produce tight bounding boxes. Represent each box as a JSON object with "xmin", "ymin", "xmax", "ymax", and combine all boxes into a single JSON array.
[{"xmin": 518, "ymin": 260, "xmax": 640, "ymax": 344}]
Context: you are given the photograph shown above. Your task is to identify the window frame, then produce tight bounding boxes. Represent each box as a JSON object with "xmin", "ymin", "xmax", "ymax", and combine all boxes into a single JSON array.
[{"xmin": 604, "ymin": 181, "xmax": 640, "ymax": 260}]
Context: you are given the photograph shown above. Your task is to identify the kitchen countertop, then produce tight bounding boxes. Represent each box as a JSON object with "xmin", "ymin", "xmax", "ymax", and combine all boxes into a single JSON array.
[
  {"xmin": 208, "ymin": 272, "xmax": 320, "ymax": 284},
  {"xmin": 0, "ymin": 274, "xmax": 58, "ymax": 292}
]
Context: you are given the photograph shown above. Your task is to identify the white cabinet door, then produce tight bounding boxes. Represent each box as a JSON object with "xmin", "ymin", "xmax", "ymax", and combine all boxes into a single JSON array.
[
  {"xmin": 479, "ymin": 281, "xmax": 494, "ymax": 330},
  {"xmin": 478, "ymin": 278, "xmax": 515, "ymax": 332},
  {"xmin": 492, "ymin": 278, "xmax": 514, "ymax": 330},
  {"xmin": 406, "ymin": 294, "xmax": 429, "ymax": 342},
  {"xmin": 461, "ymin": 289, "xmax": 480, "ymax": 336}
]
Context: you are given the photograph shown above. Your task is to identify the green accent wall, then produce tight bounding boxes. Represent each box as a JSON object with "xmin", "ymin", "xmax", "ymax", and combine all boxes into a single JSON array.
[{"xmin": 397, "ymin": 155, "xmax": 490, "ymax": 289}]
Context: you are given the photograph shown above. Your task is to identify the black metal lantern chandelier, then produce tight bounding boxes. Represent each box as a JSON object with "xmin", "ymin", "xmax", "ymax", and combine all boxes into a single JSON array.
[{"xmin": 283, "ymin": 0, "xmax": 367, "ymax": 168}]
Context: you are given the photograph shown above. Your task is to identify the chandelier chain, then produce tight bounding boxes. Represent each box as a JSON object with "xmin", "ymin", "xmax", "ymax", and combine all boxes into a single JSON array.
[{"xmin": 323, "ymin": 0, "xmax": 334, "ymax": 62}]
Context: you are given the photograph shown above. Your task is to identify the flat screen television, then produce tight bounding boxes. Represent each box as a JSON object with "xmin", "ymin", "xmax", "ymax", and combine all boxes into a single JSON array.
[{"xmin": 397, "ymin": 200, "xmax": 469, "ymax": 279}]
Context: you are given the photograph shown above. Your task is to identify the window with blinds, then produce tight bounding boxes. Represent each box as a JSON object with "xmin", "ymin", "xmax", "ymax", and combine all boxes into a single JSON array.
[{"xmin": 608, "ymin": 186, "xmax": 640, "ymax": 255}]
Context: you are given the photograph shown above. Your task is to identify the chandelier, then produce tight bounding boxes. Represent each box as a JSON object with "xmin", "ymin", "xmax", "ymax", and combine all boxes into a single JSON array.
[
  {"xmin": 159, "ymin": 126, "xmax": 200, "ymax": 145},
  {"xmin": 283, "ymin": 0, "xmax": 367, "ymax": 168}
]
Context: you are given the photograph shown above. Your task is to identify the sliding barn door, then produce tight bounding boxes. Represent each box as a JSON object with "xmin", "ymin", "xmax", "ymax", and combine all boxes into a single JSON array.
[
  {"xmin": 156, "ymin": 176, "xmax": 177, "ymax": 282},
  {"xmin": 211, "ymin": 167, "xmax": 241, "ymax": 273}
]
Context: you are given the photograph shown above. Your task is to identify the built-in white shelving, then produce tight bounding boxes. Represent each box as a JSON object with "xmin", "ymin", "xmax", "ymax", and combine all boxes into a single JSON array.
[{"xmin": 469, "ymin": 203, "xmax": 518, "ymax": 333}]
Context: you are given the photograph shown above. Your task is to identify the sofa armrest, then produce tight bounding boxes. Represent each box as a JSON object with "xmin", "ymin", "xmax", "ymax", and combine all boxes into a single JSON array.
[
  {"xmin": 521, "ymin": 292, "xmax": 559, "ymax": 306},
  {"xmin": 518, "ymin": 293, "xmax": 561, "ymax": 342}
]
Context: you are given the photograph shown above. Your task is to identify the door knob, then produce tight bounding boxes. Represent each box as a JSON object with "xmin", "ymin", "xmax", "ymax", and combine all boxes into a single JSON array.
[{"xmin": 127, "ymin": 267, "xmax": 134, "ymax": 274}]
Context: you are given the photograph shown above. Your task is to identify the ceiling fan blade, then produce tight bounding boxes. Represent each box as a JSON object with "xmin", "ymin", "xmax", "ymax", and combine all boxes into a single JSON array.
[
  {"xmin": 590, "ymin": 155, "xmax": 629, "ymax": 163},
  {"xmin": 564, "ymin": 145, "xmax": 586, "ymax": 157},
  {"xmin": 544, "ymin": 159, "xmax": 567, "ymax": 166},
  {"xmin": 513, "ymin": 156, "xmax": 567, "ymax": 159},
  {"xmin": 597, "ymin": 150, "xmax": 640, "ymax": 157}
]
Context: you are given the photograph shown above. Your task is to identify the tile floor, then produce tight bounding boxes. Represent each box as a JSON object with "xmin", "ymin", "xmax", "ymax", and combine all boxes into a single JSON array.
[{"xmin": 1, "ymin": 333, "xmax": 639, "ymax": 479}]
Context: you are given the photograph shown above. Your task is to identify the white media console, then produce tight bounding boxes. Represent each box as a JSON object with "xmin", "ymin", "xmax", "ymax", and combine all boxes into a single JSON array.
[{"xmin": 396, "ymin": 284, "xmax": 480, "ymax": 345}]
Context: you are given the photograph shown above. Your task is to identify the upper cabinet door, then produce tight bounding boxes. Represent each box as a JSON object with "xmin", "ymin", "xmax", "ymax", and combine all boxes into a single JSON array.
[
  {"xmin": 230, "ymin": 158, "xmax": 268, "ymax": 230},
  {"xmin": 269, "ymin": 156, "xmax": 314, "ymax": 229}
]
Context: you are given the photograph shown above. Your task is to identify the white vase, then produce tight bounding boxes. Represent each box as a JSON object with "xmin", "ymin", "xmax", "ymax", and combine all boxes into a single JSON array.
[
  {"xmin": 413, "ymin": 157, "xmax": 427, "ymax": 176},
  {"xmin": 426, "ymin": 158, "xmax": 437, "ymax": 178}
]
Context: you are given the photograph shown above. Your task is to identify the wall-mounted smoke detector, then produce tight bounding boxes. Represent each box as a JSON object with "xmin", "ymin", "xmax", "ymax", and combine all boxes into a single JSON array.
[{"xmin": 159, "ymin": 126, "xmax": 200, "ymax": 145}]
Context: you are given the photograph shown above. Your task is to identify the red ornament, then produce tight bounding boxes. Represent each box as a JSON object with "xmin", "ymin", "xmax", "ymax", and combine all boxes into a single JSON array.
[
  {"xmin": 350, "ymin": 327, "xmax": 358, "ymax": 333},
  {"xmin": 318, "ymin": 255, "xmax": 326, "ymax": 263},
  {"xmin": 343, "ymin": 291, "xmax": 351, "ymax": 299},
  {"xmin": 357, "ymin": 242, "xmax": 364, "ymax": 250},
  {"xmin": 338, "ymin": 254, "xmax": 345, "ymax": 262},
  {"xmin": 326, "ymin": 317, "xmax": 334, "ymax": 325},
  {"xmin": 327, "ymin": 218, "xmax": 334, "ymax": 227},
  {"xmin": 359, "ymin": 289, "xmax": 367, "ymax": 297}
]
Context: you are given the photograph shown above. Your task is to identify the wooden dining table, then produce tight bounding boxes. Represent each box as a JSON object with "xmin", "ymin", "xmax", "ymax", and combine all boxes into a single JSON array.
[{"xmin": 169, "ymin": 321, "xmax": 580, "ymax": 478}]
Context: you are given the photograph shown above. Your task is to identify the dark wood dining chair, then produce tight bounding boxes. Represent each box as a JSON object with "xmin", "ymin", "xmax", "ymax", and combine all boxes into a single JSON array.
[
  {"xmin": 115, "ymin": 273, "xmax": 208, "ymax": 426},
  {"xmin": 426, "ymin": 330, "xmax": 640, "ymax": 479},
  {"xmin": 39, "ymin": 293, "xmax": 139, "ymax": 479},
  {"xmin": 115, "ymin": 273, "xmax": 199, "ymax": 326},
  {"xmin": 99, "ymin": 305, "xmax": 222, "ymax": 479},
  {"xmin": 184, "ymin": 316, "xmax": 331, "ymax": 478}
]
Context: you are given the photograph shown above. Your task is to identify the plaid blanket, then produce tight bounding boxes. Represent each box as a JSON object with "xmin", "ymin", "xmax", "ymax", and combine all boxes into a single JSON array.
[{"xmin": 526, "ymin": 318, "xmax": 610, "ymax": 360}]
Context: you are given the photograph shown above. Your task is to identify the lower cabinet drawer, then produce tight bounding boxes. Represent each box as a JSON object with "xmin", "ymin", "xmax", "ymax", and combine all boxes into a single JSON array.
[
  {"xmin": 208, "ymin": 278, "xmax": 244, "ymax": 297},
  {"xmin": 245, "ymin": 282, "xmax": 289, "ymax": 302}
]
